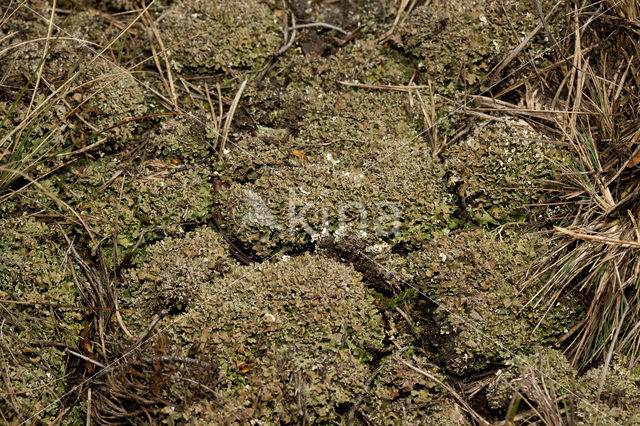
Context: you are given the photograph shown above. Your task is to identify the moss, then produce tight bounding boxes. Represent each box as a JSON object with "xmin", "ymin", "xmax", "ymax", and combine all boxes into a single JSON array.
[{"xmin": 158, "ymin": 0, "xmax": 281, "ymax": 74}]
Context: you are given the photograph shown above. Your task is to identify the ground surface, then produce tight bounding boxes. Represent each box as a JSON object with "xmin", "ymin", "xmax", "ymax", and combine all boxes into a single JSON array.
[{"xmin": 1, "ymin": 0, "xmax": 639, "ymax": 424}]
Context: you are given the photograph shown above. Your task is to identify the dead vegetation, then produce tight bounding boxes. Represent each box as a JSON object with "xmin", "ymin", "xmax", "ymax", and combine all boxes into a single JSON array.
[
  {"xmin": 506, "ymin": 356, "xmax": 577, "ymax": 425},
  {"xmin": 517, "ymin": 0, "xmax": 640, "ymax": 377}
]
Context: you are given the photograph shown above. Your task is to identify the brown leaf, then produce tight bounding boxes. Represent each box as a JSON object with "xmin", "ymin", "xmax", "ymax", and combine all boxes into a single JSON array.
[
  {"xmin": 627, "ymin": 151, "xmax": 640, "ymax": 168},
  {"xmin": 291, "ymin": 149, "xmax": 308, "ymax": 163}
]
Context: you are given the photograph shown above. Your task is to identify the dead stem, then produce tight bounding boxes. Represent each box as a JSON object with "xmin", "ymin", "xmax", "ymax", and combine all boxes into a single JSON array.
[{"xmin": 219, "ymin": 79, "xmax": 247, "ymax": 157}]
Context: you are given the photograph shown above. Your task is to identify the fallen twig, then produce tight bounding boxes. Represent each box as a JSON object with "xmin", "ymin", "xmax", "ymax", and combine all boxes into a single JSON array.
[
  {"xmin": 289, "ymin": 22, "xmax": 348, "ymax": 35},
  {"xmin": 338, "ymin": 80, "xmax": 432, "ymax": 91},
  {"xmin": 554, "ymin": 226, "xmax": 640, "ymax": 248},
  {"xmin": 399, "ymin": 359, "xmax": 491, "ymax": 426},
  {"xmin": 220, "ymin": 79, "xmax": 247, "ymax": 157},
  {"xmin": 278, "ymin": 4, "xmax": 297, "ymax": 55}
]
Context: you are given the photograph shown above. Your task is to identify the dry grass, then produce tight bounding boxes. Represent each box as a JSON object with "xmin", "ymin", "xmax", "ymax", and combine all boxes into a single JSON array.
[
  {"xmin": 0, "ymin": 1, "xmax": 152, "ymax": 196},
  {"xmin": 519, "ymin": 0, "xmax": 640, "ymax": 375},
  {"xmin": 505, "ymin": 358, "xmax": 576, "ymax": 425},
  {"xmin": 61, "ymin": 232, "xmax": 221, "ymax": 424},
  {"xmin": 605, "ymin": 0, "xmax": 640, "ymax": 21}
]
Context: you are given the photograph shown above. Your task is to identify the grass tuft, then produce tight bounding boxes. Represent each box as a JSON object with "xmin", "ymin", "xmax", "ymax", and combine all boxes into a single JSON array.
[{"xmin": 522, "ymin": 0, "xmax": 640, "ymax": 375}]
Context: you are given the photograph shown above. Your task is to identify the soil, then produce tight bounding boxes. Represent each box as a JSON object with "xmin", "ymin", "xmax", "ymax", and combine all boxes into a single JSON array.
[{"xmin": 1, "ymin": 0, "xmax": 639, "ymax": 424}]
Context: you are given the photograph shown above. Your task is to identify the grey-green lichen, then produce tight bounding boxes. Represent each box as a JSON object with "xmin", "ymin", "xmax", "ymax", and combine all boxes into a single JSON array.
[
  {"xmin": 444, "ymin": 120, "xmax": 565, "ymax": 225},
  {"xmin": 131, "ymin": 254, "xmax": 388, "ymax": 423},
  {"xmin": 0, "ymin": 216, "xmax": 79, "ymax": 422},
  {"xmin": 3, "ymin": 0, "xmax": 636, "ymax": 422},
  {"xmin": 403, "ymin": 229, "xmax": 583, "ymax": 375},
  {"xmin": 0, "ymin": 9, "xmax": 149, "ymax": 149},
  {"xmin": 399, "ymin": 0, "xmax": 564, "ymax": 88},
  {"xmin": 123, "ymin": 233, "xmax": 464, "ymax": 423},
  {"xmin": 159, "ymin": 0, "xmax": 281, "ymax": 74},
  {"xmin": 123, "ymin": 226, "xmax": 234, "ymax": 318},
  {"xmin": 486, "ymin": 349, "xmax": 640, "ymax": 425},
  {"xmin": 145, "ymin": 115, "xmax": 216, "ymax": 162},
  {"xmin": 215, "ymin": 85, "xmax": 455, "ymax": 258},
  {"xmin": 361, "ymin": 355, "xmax": 474, "ymax": 425},
  {"xmin": 63, "ymin": 157, "xmax": 215, "ymax": 246}
]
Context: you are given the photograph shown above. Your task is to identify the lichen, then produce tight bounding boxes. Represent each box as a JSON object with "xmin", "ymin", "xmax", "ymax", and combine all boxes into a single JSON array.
[
  {"xmin": 215, "ymin": 83, "xmax": 455, "ymax": 258},
  {"xmin": 361, "ymin": 356, "xmax": 474, "ymax": 425},
  {"xmin": 487, "ymin": 349, "xmax": 640, "ymax": 425},
  {"xmin": 158, "ymin": 0, "xmax": 281, "ymax": 74},
  {"xmin": 129, "ymin": 254, "xmax": 388, "ymax": 422},
  {"xmin": 123, "ymin": 226, "xmax": 233, "ymax": 317},
  {"xmin": 61, "ymin": 157, "xmax": 215, "ymax": 248},
  {"xmin": 145, "ymin": 114, "xmax": 216, "ymax": 162},
  {"xmin": 444, "ymin": 120, "xmax": 566, "ymax": 226},
  {"xmin": 0, "ymin": 9, "xmax": 149, "ymax": 150},
  {"xmin": 4, "ymin": 0, "xmax": 638, "ymax": 422},
  {"xmin": 398, "ymin": 0, "xmax": 564, "ymax": 88},
  {"xmin": 0, "ymin": 216, "xmax": 79, "ymax": 422},
  {"xmin": 403, "ymin": 229, "xmax": 583, "ymax": 375}
]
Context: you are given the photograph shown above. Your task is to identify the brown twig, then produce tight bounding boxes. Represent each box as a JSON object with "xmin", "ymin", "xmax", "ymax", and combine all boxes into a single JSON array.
[
  {"xmin": 400, "ymin": 359, "xmax": 491, "ymax": 426},
  {"xmin": 338, "ymin": 80, "xmax": 433, "ymax": 91},
  {"xmin": 219, "ymin": 79, "xmax": 247, "ymax": 157}
]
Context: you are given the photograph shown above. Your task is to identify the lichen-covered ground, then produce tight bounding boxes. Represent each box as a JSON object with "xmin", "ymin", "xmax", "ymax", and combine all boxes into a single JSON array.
[{"xmin": 1, "ymin": 0, "xmax": 639, "ymax": 424}]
